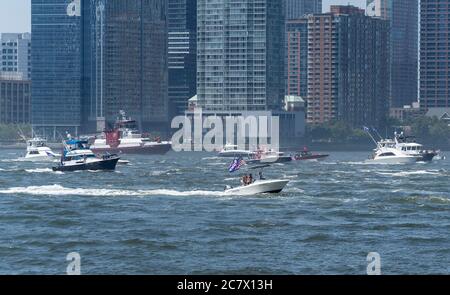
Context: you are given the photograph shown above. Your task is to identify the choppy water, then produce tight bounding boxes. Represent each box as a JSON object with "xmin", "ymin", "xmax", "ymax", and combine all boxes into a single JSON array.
[{"xmin": 0, "ymin": 149, "xmax": 449, "ymax": 274}]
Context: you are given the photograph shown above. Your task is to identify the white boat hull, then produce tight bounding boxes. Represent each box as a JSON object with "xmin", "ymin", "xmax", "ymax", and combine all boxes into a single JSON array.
[
  {"xmin": 366, "ymin": 156, "xmax": 418, "ymax": 164},
  {"xmin": 218, "ymin": 150, "xmax": 254, "ymax": 158},
  {"xmin": 23, "ymin": 155, "xmax": 57, "ymax": 162},
  {"xmin": 224, "ymin": 179, "xmax": 289, "ymax": 195}
]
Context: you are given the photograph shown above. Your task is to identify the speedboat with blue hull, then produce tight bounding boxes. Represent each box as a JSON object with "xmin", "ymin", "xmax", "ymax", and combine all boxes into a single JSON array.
[{"xmin": 53, "ymin": 138, "xmax": 119, "ymax": 172}]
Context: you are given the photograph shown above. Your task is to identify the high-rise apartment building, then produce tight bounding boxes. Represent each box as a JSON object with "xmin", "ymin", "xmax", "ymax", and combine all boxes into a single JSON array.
[
  {"xmin": 420, "ymin": 0, "xmax": 450, "ymax": 109},
  {"xmin": 197, "ymin": 0, "xmax": 285, "ymax": 112},
  {"xmin": 367, "ymin": 0, "xmax": 418, "ymax": 108},
  {"xmin": 307, "ymin": 6, "xmax": 390, "ymax": 127},
  {"xmin": 168, "ymin": 0, "xmax": 197, "ymax": 119},
  {"xmin": 0, "ymin": 33, "xmax": 31, "ymax": 80},
  {"xmin": 285, "ymin": 0, "xmax": 322, "ymax": 19},
  {"xmin": 286, "ymin": 19, "xmax": 308, "ymax": 98}
]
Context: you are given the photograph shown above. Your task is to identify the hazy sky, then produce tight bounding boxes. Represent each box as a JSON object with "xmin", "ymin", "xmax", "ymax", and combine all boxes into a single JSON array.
[{"xmin": 0, "ymin": 0, "xmax": 366, "ymax": 34}]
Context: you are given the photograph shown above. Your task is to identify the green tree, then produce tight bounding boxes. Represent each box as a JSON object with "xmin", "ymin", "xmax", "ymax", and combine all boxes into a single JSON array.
[{"xmin": 0, "ymin": 124, "xmax": 32, "ymax": 141}]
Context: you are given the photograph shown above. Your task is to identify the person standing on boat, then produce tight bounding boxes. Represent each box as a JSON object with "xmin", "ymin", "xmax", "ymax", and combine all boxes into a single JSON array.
[{"xmin": 259, "ymin": 171, "xmax": 265, "ymax": 180}]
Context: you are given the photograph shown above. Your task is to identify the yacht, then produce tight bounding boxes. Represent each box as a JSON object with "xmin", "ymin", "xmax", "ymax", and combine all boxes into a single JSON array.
[
  {"xmin": 292, "ymin": 147, "xmax": 329, "ymax": 161},
  {"xmin": 23, "ymin": 138, "xmax": 59, "ymax": 161},
  {"xmin": 218, "ymin": 143, "xmax": 255, "ymax": 158},
  {"xmin": 246, "ymin": 148, "xmax": 292, "ymax": 164},
  {"xmin": 53, "ymin": 138, "xmax": 119, "ymax": 172},
  {"xmin": 89, "ymin": 111, "xmax": 172, "ymax": 155},
  {"xmin": 394, "ymin": 133, "xmax": 437, "ymax": 162},
  {"xmin": 367, "ymin": 139, "xmax": 418, "ymax": 164}
]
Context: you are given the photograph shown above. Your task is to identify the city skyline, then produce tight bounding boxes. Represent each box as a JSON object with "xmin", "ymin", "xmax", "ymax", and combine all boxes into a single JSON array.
[{"xmin": 0, "ymin": 0, "xmax": 366, "ymax": 33}]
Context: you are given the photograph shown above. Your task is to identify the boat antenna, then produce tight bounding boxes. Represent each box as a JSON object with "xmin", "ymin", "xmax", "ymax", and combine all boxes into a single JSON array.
[
  {"xmin": 17, "ymin": 126, "xmax": 27, "ymax": 142},
  {"xmin": 363, "ymin": 126, "xmax": 378, "ymax": 146},
  {"xmin": 371, "ymin": 127, "xmax": 383, "ymax": 140}
]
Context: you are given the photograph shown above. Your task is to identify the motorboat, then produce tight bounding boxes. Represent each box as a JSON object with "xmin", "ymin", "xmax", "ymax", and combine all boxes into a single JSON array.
[
  {"xmin": 89, "ymin": 111, "xmax": 172, "ymax": 155},
  {"xmin": 292, "ymin": 148, "xmax": 329, "ymax": 161},
  {"xmin": 246, "ymin": 148, "xmax": 292, "ymax": 164},
  {"xmin": 53, "ymin": 138, "xmax": 119, "ymax": 172},
  {"xmin": 366, "ymin": 139, "xmax": 418, "ymax": 164},
  {"xmin": 224, "ymin": 179, "xmax": 290, "ymax": 195},
  {"xmin": 394, "ymin": 133, "xmax": 437, "ymax": 162},
  {"xmin": 23, "ymin": 138, "xmax": 59, "ymax": 161},
  {"xmin": 218, "ymin": 143, "xmax": 255, "ymax": 158},
  {"xmin": 434, "ymin": 151, "xmax": 446, "ymax": 161},
  {"xmin": 224, "ymin": 164, "xmax": 289, "ymax": 195}
]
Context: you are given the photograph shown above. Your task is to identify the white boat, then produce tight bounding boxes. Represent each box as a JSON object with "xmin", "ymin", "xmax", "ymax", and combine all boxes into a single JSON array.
[
  {"xmin": 367, "ymin": 140, "xmax": 418, "ymax": 164},
  {"xmin": 53, "ymin": 138, "xmax": 119, "ymax": 172},
  {"xmin": 218, "ymin": 143, "xmax": 254, "ymax": 158},
  {"xmin": 224, "ymin": 179, "xmax": 289, "ymax": 195},
  {"xmin": 89, "ymin": 111, "xmax": 172, "ymax": 155},
  {"xmin": 245, "ymin": 148, "xmax": 292, "ymax": 164},
  {"xmin": 394, "ymin": 133, "xmax": 437, "ymax": 162},
  {"xmin": 23, "ymin": 138, "xmax": 59, "ymax": 161},
  {"xmin": 224, "ymin": 164, "xmax": 289, "ymax": 195},
  {"xmin": 434, "ymin": 150, "xmax": 446, "ymax": 161}
]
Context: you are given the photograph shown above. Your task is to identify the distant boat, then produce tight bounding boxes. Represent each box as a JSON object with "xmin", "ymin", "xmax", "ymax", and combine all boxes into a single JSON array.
[
  {"xmin": 53, "ymin": 138, "xmax": 119, "ymax": 172},
  {"xmin": 364, "ymin": 128, "xmax": 425, "ymax": 164},
  {"xmin": 393, "ymin": 133, "xmax": 437, "ymax": 162},
  {"xmin": 292, "ymin": 148, "xmax": 329, "ymax": 161},
  {"xmin": 218, "ymin": 143, "xmax": 255, "ymax": 158},
  {"xmin": 224, "ymin": 179, "xmax": 290, "ymax": 195},
  {"xmin": 224, "ymin": 164, "xmax": 289, "ymax": 195},
  {"xmin": 245, "ymin": 148, "xmax": 292, "ymax": 164},
  {"xmin": 89, "ymin": 111, "xmax": 172, "ymax": 155},
  {"xmin": 23, "ymin": 138, "xmax": 59, "ymax": 161}
]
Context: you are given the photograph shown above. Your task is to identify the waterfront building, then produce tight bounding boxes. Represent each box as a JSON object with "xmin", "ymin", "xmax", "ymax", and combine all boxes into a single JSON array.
[
  {"xmin": 197, "ymin": 0, "xmax": 285, "ymax": 112},
  {"xmin": 285, "ymin": 0, "xmax": 322, "ymax": 20},
  {"xmin": 307, "ymin": 5, "xmax": 390, "ymax": 127},
  {"xmin": 286, "ymin": 18, "xmax": 308, "ymax": 98},
  {"xmin": 367, "ymin": 0, "xmax": 419, "ymax": 108},
  {"xmin": 31, "ymin": 0, "xmax": 82, "ymax": 137},
  {"xmin": 0, "ymin": 73, "xmax": 31, "ymax": 124},
  {"xmin": 420, "ymin": 0, "xmax": 450, "ymax": 109},
  {"xmin": 0, "ymin": 33, "xmax": 31, "ymax": 80},
  {"xmin": 167, "ymin": 0, "xmax": 197, "ymax": 119},
  {"xmin": 32, "ymin": 0, "xmax": 169, "ymax": 136}
]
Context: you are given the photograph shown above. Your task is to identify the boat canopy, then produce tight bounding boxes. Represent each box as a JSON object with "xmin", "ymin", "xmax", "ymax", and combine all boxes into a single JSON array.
[{"xmin": 65, "ymin": 139, "xmax": 88, "ymax": 145}]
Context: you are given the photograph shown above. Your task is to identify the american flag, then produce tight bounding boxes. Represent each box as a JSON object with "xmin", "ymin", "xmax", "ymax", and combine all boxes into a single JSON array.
[{"xmin": 228, "ymin": 157, "xmax": 245, "ymax": 173}]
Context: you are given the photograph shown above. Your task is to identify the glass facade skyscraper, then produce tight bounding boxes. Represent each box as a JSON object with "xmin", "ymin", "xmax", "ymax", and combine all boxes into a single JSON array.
[
  {"xmin": 367, "ymin": 0, "xmax": 418, "ymax": 108},
  {"xmin": 420, "ymin": 0, "xmax": 450, "ymax": 109},
  {"xmin": 31, "ymin": 0, "xmax": 82, "ymax": 136},
  {"xmin": 100, "ymin": 0, "xmax": 168, "ymax": 130},
  {"xmin": 32, "ymin": 0, "xmax": 169, "ymax": 135},
  {"xmin": 168, "ymin": 0, "xmax": 197, "ymax": 119},
  {"xmin": 285, "ymin": 0, "xmax": 322, "ymax": 20},
  {"xmin": 197, "ymin": 0, "xmax": 285, "ymax": 112}
]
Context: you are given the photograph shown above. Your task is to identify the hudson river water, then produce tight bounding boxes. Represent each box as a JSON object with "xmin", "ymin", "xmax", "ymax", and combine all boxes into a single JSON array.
[{"xmin": 0, "ymin": 149, "xmax": 449, "ymax": 274}]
